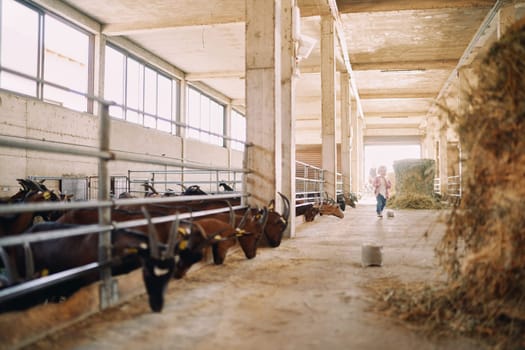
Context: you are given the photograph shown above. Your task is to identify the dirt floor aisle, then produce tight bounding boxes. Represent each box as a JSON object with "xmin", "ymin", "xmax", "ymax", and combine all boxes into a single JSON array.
[{"xmin": 24, "ymin": 204, "xmax": 483, "ymax": 350}]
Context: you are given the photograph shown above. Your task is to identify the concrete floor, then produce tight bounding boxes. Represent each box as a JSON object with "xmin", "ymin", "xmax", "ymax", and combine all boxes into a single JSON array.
[{"xmin": 15, "ymin": 203, "xmax": 485, "ymax": 350}]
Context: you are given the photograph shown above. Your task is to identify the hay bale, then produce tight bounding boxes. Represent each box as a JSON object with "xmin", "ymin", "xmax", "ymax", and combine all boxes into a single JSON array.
[
  {"xmin": 388, "ymin": 193, "xmax": 443, "ymax": 209},
  {"xmin": 388, "ymin": 159, "xmax": 440, "ymax": 209},
  {"xmin": 393, "ymin": 158, "xmax": 435, "ymax": 196}
]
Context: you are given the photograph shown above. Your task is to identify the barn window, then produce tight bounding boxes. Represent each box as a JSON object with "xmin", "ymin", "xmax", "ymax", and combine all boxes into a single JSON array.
[
  {"xmin": 104, "ymin": 44, "xmax": 179, "ymax": 135},
  {"xmin": 0, "ymin": 0, "xmax": 93, "ymax": 112},
  {"xmin": 186, "ymin": 86, "xmax": 225, "ymax": 147},
  {"xmin": 104, "ymin": 46, "xmax": 125, "ymax": 118},
  {"xmin": 231, "ymin": 109, "xmax": 246, "ymax": 151}
]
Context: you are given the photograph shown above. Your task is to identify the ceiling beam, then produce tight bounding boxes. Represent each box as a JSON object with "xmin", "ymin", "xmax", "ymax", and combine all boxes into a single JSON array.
[
  {"xmin": 364, "ymin": 127, "xmax": 424, "ymax": 137},
  {"xmin": 103, "ymin": 19, "xmax": 242, "ymax": 36},
  {"xmin": 185, "ymin": 71, "xmax": 245, "ymax": 81},
  {"xmin": 336, "ymin": 0, "xmax": 496, "ymax": 14},
  {"xmin": 359, "ymin": 91, "xmax": 436, "ymax": 99},
  {"xmin": 364, "ymin": 111, "xmax": 425, "ymax": 118},
  {"xmin": 299, "ymin": 58, "xmax": 457, "ymax": 73},
  {"xmin": 295, "ymin": 93, "xmax": 435, "ymax": 102},
  {"xmin": 328, "ymin": 0, "xmax": 365, "ymax": 119},
  {"xmin": 231, "ymin": 99, "xmax": 245, "ymax": 106},
  {"xmin": 365, "ymin": 124, "xmax": 422, "ymax": 129},
  {"xmin": 352, "ymin": 59, "xmax": 458, "ymax": 71}
]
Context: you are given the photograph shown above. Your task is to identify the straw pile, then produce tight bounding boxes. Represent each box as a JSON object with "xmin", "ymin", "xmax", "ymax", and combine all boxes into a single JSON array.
[
  {"xmin": 388, "ymin": 159, "xmax": 442, "ymax": 209},
  {"xmin": 372, "ymin": 19, "xmax": 525, "ymax": 348}
]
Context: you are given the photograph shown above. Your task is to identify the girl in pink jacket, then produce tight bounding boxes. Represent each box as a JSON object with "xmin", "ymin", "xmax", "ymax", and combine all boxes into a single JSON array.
[{"xmin": 373, "ymin": 165, "xmax": 391, "ymax": 218}]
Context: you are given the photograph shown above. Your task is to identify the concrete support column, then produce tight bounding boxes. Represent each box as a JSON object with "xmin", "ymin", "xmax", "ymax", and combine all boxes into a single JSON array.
[
  {"xmin": 225, "ymin": 103, "xmax": 233, "ymax": 168},
  {"xmin": 320, "ymin": 15, "xmax": 337, "ymax": 200},
  {"xmin": 340, "ymin": 72, "xmax": 351, "ymax": 195},
  {"xmin": 357, "ymin": 116, "xmax": 365, "ymax": 192},
  {"xmin": 439, "ymin": 114, "xmax": 448, "ymax": 196},
  {"xmin": 179, "ymin": 79, "xmax": 187, "ymax": 139},
  {"xmin": 179, "ymin": 79, "xmax": 188, "ymax": 166},
  {"xmin": 421, "ymin": 118, "xmax": 437, "ymax": 159},
  {"xmin": 281, "ymin": 0, "xmax": 296, "ymax": 238},
  {"xmin": 350, "ymin": 95, "xmax": 358, "ymax": 192},
  {"xmin": 93, "ymin": 34, "xmax": 106, "ymax": 116},
  {"xmin": 245, "ymin": 0, "xmax": 282, "ymax": 207}
]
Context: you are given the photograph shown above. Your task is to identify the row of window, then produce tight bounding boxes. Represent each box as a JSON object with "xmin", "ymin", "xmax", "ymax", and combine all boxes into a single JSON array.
[{"xmin": 0, "ymin": 0, "xmax": 246, "ymax": 150}]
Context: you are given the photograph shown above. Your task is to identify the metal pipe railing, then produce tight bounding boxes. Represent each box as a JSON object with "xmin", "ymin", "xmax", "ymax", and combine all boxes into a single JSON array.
[{"xmin": 0, "ymin": 135, "xmax": 249, "ymax": 173}]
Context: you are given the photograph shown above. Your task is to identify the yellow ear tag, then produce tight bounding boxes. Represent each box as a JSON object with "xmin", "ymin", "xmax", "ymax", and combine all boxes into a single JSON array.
[
  {"xmin": 43, "ymin": 191, "xmax": 51, "ymax": 200},
  {"xmin": 255, "ymin": 214, "xmax": 261, "ymax": 219},
  {"xmin": 178, "ymin": 240, "xmax": 188, "ymax": 250},
  {"xmin": 125, "ymin": 248, "xmax": 139, "ymax": 254},
  {"xmin": 214, "ymin": 235, "xmax": 222, "ymax": 241},
  {"xmin": 178, "ymin": 227, "xmax": 188, "ymax": 235},
  {"xmin": 41, "ymin": 268, "xmax": 49, "ymax": 277},
  {"xmin": 235, "ymin": 228, "xmax": 245, "ymax": 236}
]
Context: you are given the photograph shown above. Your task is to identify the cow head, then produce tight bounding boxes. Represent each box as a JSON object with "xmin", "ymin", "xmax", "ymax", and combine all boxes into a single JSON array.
[{"xmin": 263, "ymin": 192, "xmax": 290, "ymax": 248}]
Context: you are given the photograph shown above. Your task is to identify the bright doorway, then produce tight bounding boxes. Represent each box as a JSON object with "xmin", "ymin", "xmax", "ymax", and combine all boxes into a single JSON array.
[{"xmin": 362, "ymin": 144, "xmax": 421, "ymax": 202}]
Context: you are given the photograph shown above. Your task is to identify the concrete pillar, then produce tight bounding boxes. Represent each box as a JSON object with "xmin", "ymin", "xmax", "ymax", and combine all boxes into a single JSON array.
[
  {"xmin": 245, "ymin": 0, "xmax": 282, "ymax": 207},
  {"xmin": 357, "ymin": 116, "xmax": 365, "ymax": 192},
  {"xmin": 498, "ymin": 2, "xmax": 517, "ymax": 39},
  {"xmin": 340, "ymin": 72, "xmax": 351, "ymax": 195},
  {"xmin": 179, "ymin": 79, "xmax": 187, "ymax": 138},
  {"xmin": 281, "ymin": 0, "xmax": 296, "ymax": 238},
  {"xmin": 439, "ymin": 113, "xmax": 449, "ymax": 196},
  {"xmin": 350, "ymin": 94, "xmax": 358, "ymax": 192},
  {"xmin": 225, "ymin": 103, "xmax": 233, "ymax": 168},
  {"xmin": 320, "ymin": 15, "xmax": 337, "ymax": 200},
  {"xmin": 94, "ymin": 34, "xmax": 106, "ymax": 115}
]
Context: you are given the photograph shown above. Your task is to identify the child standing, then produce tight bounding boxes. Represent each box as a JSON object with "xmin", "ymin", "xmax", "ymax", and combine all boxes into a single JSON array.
[{"xmin": 373, "ymin": 165, "xmax": 391, "ymax": 218}]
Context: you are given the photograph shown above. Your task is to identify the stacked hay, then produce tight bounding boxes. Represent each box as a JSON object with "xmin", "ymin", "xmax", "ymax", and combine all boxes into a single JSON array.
[
  {"xmin": 373, "ymin": 19, "xmax": 525, "ymax": 348},
  {"xmin": 388, "ymin": 158, "xmax": 442, "ymax": 209}
]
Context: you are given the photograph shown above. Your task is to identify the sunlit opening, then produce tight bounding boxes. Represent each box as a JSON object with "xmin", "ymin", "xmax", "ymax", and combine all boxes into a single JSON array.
[{"xmin": 365, "ymin": 144, "xmax": 421, "ymax": 176}]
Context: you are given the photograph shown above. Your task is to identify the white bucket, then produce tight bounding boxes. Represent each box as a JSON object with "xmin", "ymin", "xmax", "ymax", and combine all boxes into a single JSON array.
[{"xmin": 361, "ymin": 243, "xmax": 383, "ymax": 267}]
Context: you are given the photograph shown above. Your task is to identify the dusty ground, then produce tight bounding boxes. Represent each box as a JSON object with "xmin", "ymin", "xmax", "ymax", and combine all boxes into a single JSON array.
[{"xmin": 9, "ymin": 203, "xmax": 486, "ymax": 350}]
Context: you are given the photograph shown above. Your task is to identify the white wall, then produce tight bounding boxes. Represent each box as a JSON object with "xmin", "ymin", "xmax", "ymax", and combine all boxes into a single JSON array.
[{"xmin": 0, "ymin": 90, "xmax": 239, "ymax": 196}]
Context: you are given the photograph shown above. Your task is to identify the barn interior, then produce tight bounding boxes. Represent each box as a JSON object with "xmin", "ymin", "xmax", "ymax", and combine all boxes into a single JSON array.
[{"xmin": 0, "ymin": 0, "xmax": 524, "ymax": 348}]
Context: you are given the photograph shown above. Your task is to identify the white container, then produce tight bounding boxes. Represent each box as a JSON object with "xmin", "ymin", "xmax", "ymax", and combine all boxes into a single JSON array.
[{"xmin": 361, "ymin": 243, "xmax": 383, "ymax": 267}]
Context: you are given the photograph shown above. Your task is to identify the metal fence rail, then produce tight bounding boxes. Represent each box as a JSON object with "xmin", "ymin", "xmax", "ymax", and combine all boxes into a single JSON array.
[
  {"xmin": 433, "ymin": 175, "xmax": 462, "ymax": 200},
  {"xmin": 128, "ymin": 168, "xmax": 244, "ymax": 196},
  {"xmin": 296, "ymin": 161, "xmax": 324, "ymax": 202}
]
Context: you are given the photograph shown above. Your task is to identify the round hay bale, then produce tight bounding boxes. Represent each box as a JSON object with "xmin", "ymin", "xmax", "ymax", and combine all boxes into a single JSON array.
[{"xmin": 361, "ymin": 243, "xmax": 383, "ymax": 267}]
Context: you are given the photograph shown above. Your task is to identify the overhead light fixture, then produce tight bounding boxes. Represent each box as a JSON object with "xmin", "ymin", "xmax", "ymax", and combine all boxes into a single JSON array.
[
  {"xmin": 297, "ymin": 35, "xmax": 317, "ymax": 61},
  {"xmin": 380, "ymin": 69, "xmax": 426, "ymax": 73},
  {"xmin": 292, "ymin": 6, "xmax": 316, "ymax": 63}
]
